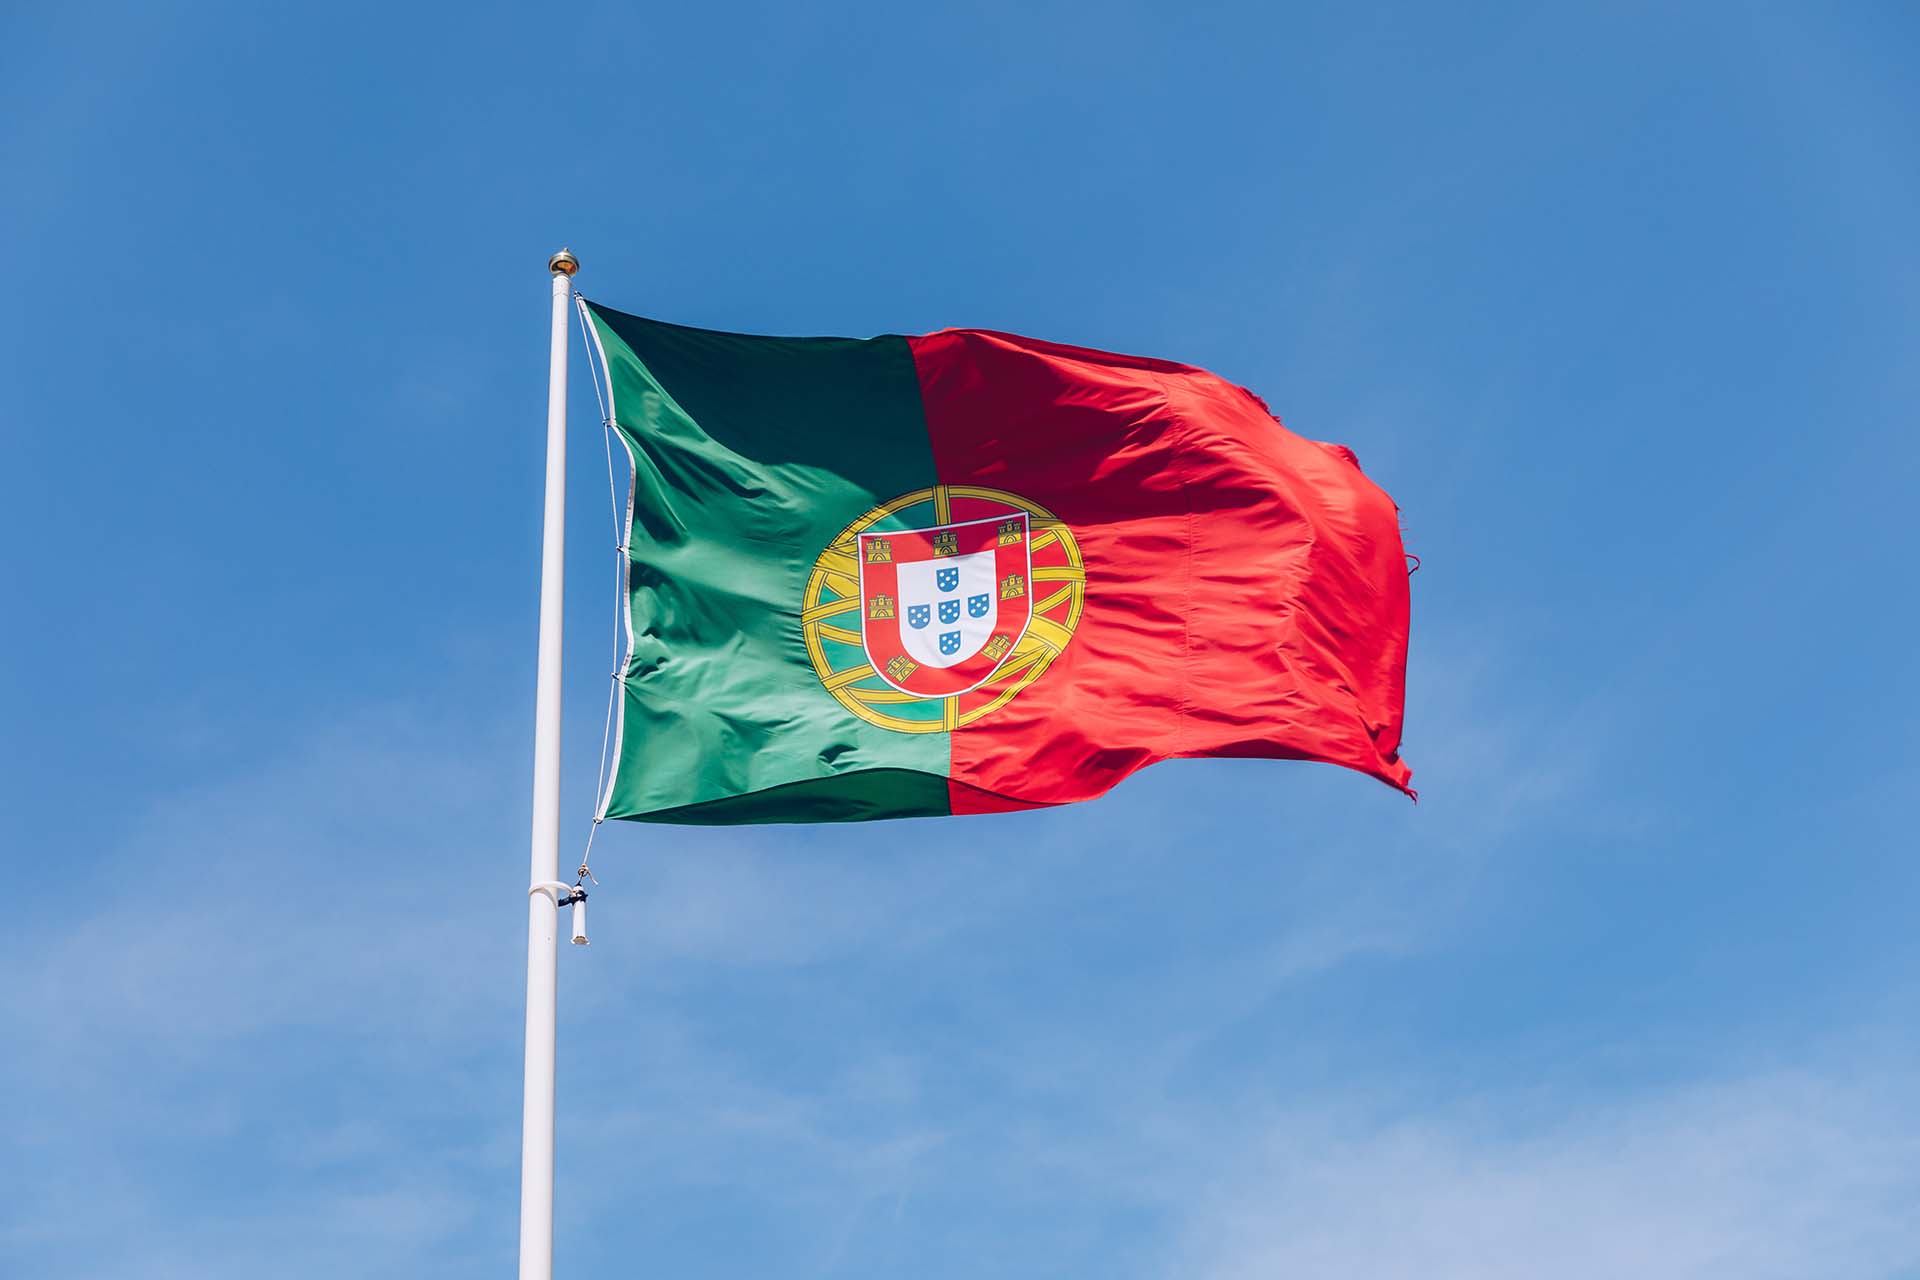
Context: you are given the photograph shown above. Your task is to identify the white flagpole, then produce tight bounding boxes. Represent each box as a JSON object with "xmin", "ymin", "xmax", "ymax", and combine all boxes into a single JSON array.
[{"xmin": 520, "ymin": 246, "xmax": 579, "ymax": 1280}]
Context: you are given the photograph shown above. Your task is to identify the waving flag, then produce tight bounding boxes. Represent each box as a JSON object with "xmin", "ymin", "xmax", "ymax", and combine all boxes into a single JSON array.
[{"xmin": 581, "ymin": 302, "xmax": 1412, "ymax": 823}]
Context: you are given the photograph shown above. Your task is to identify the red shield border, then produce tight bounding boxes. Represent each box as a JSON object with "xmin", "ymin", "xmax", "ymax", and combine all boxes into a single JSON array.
[{"xmin": 857, "ymin": 513, "xmax": 1033, "ymax": 698}]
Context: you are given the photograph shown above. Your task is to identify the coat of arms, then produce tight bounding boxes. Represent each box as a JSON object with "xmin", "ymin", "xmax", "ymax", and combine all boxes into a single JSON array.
[
  {"xmin": 800, "ymin": 486, "xmax": 1084, "ymax": 734},
  {"xmin": 857, "ymin": 512, "xmax": 1033, "ymax": 698}
]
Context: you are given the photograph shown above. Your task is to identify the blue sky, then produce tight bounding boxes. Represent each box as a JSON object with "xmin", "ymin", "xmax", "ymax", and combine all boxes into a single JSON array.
[{"xmin": 4, "ymin": 2, "xmax": 1918, "ymax": 1276}]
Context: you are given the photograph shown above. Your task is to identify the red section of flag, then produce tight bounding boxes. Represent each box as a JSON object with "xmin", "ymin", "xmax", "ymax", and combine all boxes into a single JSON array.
[{"xmin": 907, "ymin": 329, "xmax": 1413, "ymax": 811}]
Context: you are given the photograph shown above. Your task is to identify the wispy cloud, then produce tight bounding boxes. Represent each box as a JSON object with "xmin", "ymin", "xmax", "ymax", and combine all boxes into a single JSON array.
[
  {"xmin": 0, "ymin": 632, "xmax": 1763, "ymax": 1280},
  {"xmin": 1163, "ymin": 1065, "xmax": 1920, "ymax": 1280},
  {"xmin": 0, "ymin": 704, "xmax": 527, "ymax": 1278}
]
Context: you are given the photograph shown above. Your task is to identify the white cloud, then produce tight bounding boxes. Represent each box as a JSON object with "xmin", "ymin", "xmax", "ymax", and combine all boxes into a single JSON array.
[
  {"xmin": 1165, "ymin": 1068, "xmax": 1920, "ymax": 1280},
  {"xmin": 0, "ymin": 705, "xmax": 527, "ymax": 1278},
  {"xmin": 0, "ymin": 640, "xmax": 1755, "ymax": 1280}
]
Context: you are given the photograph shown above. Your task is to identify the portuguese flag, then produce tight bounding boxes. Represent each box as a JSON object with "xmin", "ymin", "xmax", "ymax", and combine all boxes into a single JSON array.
[{"xmin": 582, "ymin": 302, "xmax": 1413, "ymax": 824}]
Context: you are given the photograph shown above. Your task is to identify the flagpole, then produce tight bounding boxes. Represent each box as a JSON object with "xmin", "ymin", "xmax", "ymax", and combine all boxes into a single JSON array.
[{"xmin": 520, "ymin": 246, "xmax": 578, "ymax": 1280}]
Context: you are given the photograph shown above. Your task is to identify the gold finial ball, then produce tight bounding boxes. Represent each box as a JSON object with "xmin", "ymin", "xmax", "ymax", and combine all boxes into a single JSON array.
[{"xmin": 548, "ymin": 248, "xmax": 579, "ymax": 277}]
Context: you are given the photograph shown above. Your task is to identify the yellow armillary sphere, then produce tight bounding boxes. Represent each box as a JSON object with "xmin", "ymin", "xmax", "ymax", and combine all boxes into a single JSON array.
[{"xmin": 801, "ymin": 484, "xmax": 1086, "ymax": 733}]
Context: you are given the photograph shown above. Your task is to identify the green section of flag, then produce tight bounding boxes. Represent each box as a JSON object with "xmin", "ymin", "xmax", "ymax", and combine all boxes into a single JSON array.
[
  {"xmin": 621, "ymin": 769, "xmax": 954, "ymax": 826},
  {"xmin": 584, "ymin": 303, "xmax": 950, "ymax": 822}
]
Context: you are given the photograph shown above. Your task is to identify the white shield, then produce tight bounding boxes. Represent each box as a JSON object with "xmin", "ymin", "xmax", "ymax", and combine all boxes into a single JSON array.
[{"xmin": 896, "ymin": 548, "xmax": 998, "ymax": 669}]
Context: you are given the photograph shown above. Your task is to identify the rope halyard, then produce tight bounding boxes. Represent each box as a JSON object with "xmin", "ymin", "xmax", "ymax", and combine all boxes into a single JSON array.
[
  {"xmin": 573, "ymin": 292, "xmax": 610, "ymax": 426},
  {"xmin": 572, "ymin": 292, "xmax": 627, "ymax": 887}
]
